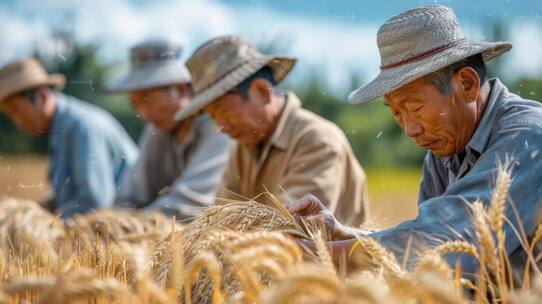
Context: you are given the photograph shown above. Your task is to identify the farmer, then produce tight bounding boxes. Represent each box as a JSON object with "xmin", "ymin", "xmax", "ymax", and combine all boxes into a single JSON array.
[
  {"xmin": 108, "ymin": 41, "xmax": 232, "ymax": 220},
  {"xmin": 174, "ymin": 36, "xmax": 369, "ymax": 226},
  {"xmin": 0, "ymin": 58, "xmax": 138, "ymax": 218},
  {"xmin": 287, "ymin": 5, "xmax": 542, "ymax": 280}
]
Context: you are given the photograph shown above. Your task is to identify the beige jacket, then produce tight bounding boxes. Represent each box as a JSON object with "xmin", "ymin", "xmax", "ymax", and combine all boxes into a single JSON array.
[{"xmin": 216, "ymin": 92, "xmax": 369, "ymax": 226}]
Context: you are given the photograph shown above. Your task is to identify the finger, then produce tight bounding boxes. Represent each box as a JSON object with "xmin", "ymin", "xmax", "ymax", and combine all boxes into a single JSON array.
[
  {"xmin": 303, "ymin": 214, "xmax": 328, "ymax": 224},
  {"xmin": 287, "ymin": 194, "xmax": 322, "ymax": 215},
  {"xmin": 286, "ymin": 197, "xmax": 313, "ymax": 214}
]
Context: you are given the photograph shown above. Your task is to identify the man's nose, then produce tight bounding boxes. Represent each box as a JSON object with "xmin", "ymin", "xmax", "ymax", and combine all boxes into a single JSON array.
[{"xmin": 403, "ymin": 117, "xmax": 423, "ymax": 138}]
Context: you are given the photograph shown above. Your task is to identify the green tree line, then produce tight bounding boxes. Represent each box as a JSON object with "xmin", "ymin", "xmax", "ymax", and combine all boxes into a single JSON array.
[{"xmin": 1, "ymin": 33, "xmax": 541, "ymax": 169}]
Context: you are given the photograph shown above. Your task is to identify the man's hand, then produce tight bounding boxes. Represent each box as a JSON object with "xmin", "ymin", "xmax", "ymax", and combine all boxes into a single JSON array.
[{"xmin": 287, "ymin": 194, "xmax": 356, "ymax": 241}]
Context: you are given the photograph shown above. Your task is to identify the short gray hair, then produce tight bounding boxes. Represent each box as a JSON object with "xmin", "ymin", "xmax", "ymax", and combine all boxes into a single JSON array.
[{"xmin": 423, "ymin": 53, "xmax": 487, "ymax": 95}]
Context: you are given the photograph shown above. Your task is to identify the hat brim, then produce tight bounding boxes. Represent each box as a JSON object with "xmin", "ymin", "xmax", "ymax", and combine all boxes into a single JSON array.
[
  {"xmin": 106, "ymin": 60, "xmax": 191, "ymax": 93},
  {"xmin": 49, "ymin": 74, "xmax": 66, "ymax": 91},
  {"xmin": 174, "ymin": 55, "xmax": 296, "ymax": 122},
  {"xmin": 348, "ymin": 41, "xmax": 512, "ymax": 104},
  {"xmin": 0, "ymin": 73, "xmax": 65, "ymax": 103}
]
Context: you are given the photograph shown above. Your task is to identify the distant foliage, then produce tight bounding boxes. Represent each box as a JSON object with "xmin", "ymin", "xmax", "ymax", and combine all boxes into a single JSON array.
[
  {"xmin": 292, "ymin": 75, "xmax": 426, "ymax": 167},
  {"xmin": 0, "ymin": 32, "xmax": 144, "ymax": 154},
  {"xmin": 0, "ymin": 32, "xmax": 541, "ymax": 168}
]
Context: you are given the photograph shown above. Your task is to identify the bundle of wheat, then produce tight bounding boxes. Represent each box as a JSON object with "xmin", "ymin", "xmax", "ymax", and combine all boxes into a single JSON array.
[
  {"xmin": 0, "ymin": 198, "xmax": 64, "ymax": 261},
  {"xmin": 65, "ymin": 209, "xmax": 174, "ymax": 246},
  {"xmin": 2, "ymin": 167, "xmax": 542, "ymax": 304},
  {"xmin": 183, "ymin": 230, "xmax": 303, "ymax": 303},
  {"xmin": 1, "ymin": 269, "xmax": 131, "ymax": 304},
  {"xmin": 150, "ymin": 201, "xmax": 303, "ymax": 303},
  {"xmin": 62, "ymin": 209, "xmax": 176, "ymax": 283}
]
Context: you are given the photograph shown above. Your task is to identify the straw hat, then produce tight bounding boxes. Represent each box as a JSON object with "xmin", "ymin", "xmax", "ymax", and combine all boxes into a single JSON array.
[
  {"xmin": 107, "ymin": 40, "xmax": 191, "ymax": 92},
  {"xmin": 0, "ymin": 58, "xmax": 65, "ymax": 103},
  {"xmin": 348, "ymin": 5, "xmax": 512, "ymax": 104},
  {"xmin": 174, "ymin": 35, "xmax": 296, "ymax": 122}
]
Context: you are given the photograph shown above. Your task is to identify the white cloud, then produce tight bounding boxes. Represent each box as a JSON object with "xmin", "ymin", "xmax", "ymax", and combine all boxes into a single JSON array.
[
  {"xmin": 233, "ymin": 8, "xmax": 381, "ymax": 96},
  {"xmin": 0, "ymin": 9, "xmax": 49, "ymax": 64},
  {"xmin": 1, "ymin": 0, "xmax": 541, "ymax": 94},
  {"xmin": 72, "ymin": 0, "xmax": 237, "ymax": 61},
  {"xmin": 506, "ymin": 21, "xmax": 542, "ymax": 78}
]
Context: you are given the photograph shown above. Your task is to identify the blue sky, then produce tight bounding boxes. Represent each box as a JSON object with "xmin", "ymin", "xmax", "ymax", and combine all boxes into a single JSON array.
[
  {"xmin": 223, "ymin": 0, "xmax": 542, "ymax": 21},
  {"xmin": 1, "ymin": 0, "xmax": 541, "ymax": 96}
]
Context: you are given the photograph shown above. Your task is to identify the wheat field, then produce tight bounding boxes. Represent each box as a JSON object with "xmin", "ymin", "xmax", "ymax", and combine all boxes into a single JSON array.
[
  {"xmin": 0, "ymin": 155, "xmax": 420, "ymax": 229},
  {"xmin": 0, "ymin": 159, "xmax": 541, "ymax": 303}
]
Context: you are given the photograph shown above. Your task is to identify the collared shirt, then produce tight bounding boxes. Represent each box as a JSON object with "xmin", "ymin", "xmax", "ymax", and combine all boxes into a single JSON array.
[
  {"xmin": 48, "ymin": 93, "xmax": 138, "ymax": 218},
  {"xmin": 217, "ymin": 92, "xmax": 369, "ymax": 226},
  {"xmin": 115, "ymin": 114, "xmax": 232, "ymax": 220},
  {"xmin": 368, "ymin": 79, "xmax": 542, "ymax": 279}
]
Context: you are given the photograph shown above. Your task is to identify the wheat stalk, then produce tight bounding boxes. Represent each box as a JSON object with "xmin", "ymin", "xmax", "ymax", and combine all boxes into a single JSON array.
[{"xmin": 432, "ymin": 241, "xmax": 479, "ymax": 259}]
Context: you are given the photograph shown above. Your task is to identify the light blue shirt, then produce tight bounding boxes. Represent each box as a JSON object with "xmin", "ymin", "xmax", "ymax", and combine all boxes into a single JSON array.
[
  {"xmin": 368, "ymin": 79, "xmax": 542, "ymax": 278},
  {"xmin": 48, "ymin": 93, "xmax": 138, "ymax": 218}
]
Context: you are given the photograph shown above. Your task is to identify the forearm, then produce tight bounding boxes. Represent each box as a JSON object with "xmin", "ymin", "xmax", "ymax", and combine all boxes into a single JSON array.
[{"xmin": 334, "ymin": 222, "xmax": 367, "ymax": 240}]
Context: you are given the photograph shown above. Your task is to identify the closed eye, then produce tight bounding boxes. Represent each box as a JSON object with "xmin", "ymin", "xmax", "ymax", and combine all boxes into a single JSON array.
[{"xmin": 408, "ymin": 104, "xmax": 424, "ymax": 113}]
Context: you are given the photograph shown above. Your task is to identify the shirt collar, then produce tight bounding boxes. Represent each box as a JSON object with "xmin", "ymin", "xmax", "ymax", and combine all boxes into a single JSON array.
[
  {"xmin": 441, "ymin": 78, "xmax": 505, "ymax": 166},
  {"xmin": 179, "ymin": 113, "xmax": 208, "ymax": 145},
  {"xmin": 48, "ymin": 92, "xmax": 68, "ymax": 146},
  {"xmin": 268, "ymin": 91, "xmax": 301, "ymax": 150},
  {"xmin": 465, "ymin": 78, "xmax": 506, "ymax": 154}
]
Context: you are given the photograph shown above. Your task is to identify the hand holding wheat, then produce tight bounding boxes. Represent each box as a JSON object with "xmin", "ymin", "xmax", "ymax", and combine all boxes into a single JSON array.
[{"xmin": 287, "ymin": 194, "xmax": 356, "ymax": 241}]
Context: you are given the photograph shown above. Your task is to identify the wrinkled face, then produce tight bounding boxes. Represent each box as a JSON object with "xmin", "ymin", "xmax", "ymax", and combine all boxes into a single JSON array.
[
  {"xmin": 204, "ymin": 91, "xmax": 271, "ymax": 147},
  {"xmin": 1, "ymin": 94, "xmax": 47, "ymax": 135},
  {"xmin": 129, "ymin": 85, "xmax": 190, "ymax": 132},
  {"xmin": 384, "ymin": 77, "xmax": 477, "ymax": 157}
]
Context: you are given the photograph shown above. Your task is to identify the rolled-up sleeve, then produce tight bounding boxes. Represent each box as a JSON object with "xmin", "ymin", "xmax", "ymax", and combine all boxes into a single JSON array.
[{"xmin": 367, "ymin": 126, "xmax": 542, "ymax": 277}]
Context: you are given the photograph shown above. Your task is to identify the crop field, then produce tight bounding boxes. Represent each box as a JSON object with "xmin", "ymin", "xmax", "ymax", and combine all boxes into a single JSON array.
[
  {"xmin": 0, "ymin": 156, "xmax": 539, "ymax": 303},
  {"xmin": 0, "ymin": 155, "xmax": 420, "ymax": 228}
]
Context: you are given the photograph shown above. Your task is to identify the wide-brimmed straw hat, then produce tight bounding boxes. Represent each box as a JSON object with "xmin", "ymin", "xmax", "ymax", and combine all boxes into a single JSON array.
[
  {"xmin": 174, "ymin": 35, "xmax": 296, "ymax": 122},
  {"xmin": 107, "ymin": 40, "xmax": 191, "ymax": 92},
  {"xmin": 0, "ymin": 58, "xmax": 65, "ymax": 103},
  {"xmin": 348, "ymin": 5, "xmax": 512, "ymax": 104}
]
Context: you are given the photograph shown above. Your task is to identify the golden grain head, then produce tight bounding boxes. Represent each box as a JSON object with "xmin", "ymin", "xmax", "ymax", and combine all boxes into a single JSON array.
[{"xmin": 1, "ymin": 180, "xmax": 542, "ymax": 304}]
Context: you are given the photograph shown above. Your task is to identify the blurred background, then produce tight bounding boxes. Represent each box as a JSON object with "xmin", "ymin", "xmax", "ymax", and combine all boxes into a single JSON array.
[{"xmin": 1, "ymin": 0, "xmax": 541, "ymax": 227}]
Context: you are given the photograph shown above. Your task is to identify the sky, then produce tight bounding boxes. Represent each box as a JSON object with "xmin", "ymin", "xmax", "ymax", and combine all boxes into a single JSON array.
[{"xmin": 1, "ymin": 0, "xmax": 541, "ymax": 96}]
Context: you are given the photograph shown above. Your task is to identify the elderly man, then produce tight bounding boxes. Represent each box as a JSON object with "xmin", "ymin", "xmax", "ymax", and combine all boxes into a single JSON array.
[
  {"xmin": 174, "ymin": 36, "xmax": 369, "ymax": 226},
  {"xmin": 108, "ymin": 41, "xmax": 231, "ymax": 220},
  {"xmin": 0, "ymin": 58, "xmax": 137, "ymax": 218},
  {"xmin": 288, "ymin": 5, "xmax": 542, "ymax": 280}
]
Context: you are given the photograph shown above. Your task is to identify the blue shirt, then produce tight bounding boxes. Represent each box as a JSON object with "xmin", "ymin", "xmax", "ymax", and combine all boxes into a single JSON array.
[
  {"xmin": 368, "ymin": 79, "xmax": 542, "ymax": 278},
  {"xmin": 48, "ymin": 93, "xmax": 138, "ymax": 218}
]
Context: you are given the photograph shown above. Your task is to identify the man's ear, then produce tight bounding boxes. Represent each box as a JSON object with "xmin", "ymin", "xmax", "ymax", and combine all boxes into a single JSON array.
[
  {"xmin": 248, "ymin": 78, "xmax": 272, "ymax": 104},
  {"xmin": 455, "ymin": 67, "xmax": 480, "ymax": 104}
]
